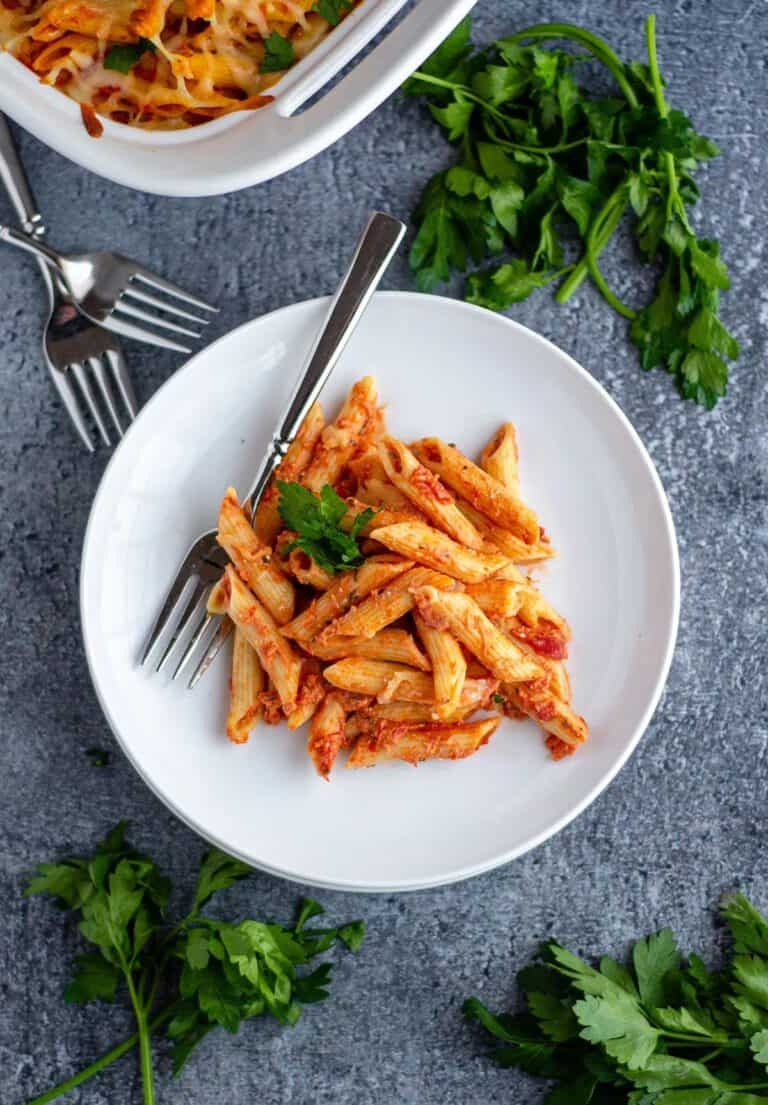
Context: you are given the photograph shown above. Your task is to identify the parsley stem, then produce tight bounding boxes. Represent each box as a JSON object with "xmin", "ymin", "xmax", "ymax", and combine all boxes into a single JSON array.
[
  {"xmin": 501, "ymin": 23, "xmax": 639, "ymax": 109},
  {"xmin": 125, "ymin": 971, "xmax": 156, "ymax": 1105},
  {"xmin": 585, "ymin": 190, "xmax": 637, "ymax": 320},
  {"xmin": 556, "ymin": 186, "xmax": 627, "ymax": 304},
  {"xmin": 26, "ymin": 1005, "xmax": 176, "ymax": 1105}
]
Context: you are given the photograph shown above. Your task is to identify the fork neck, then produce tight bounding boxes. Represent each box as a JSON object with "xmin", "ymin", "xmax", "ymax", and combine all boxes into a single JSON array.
[{"xmin": 0, "ymin": 223, "xmax": 63, "ymax": 274}]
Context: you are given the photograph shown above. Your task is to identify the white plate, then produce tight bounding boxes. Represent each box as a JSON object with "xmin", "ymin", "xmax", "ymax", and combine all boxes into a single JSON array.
[
  {"xmin": 81, "ymin": 293, "xmax": 679, "ymax": 892},
  {"xmin": 0, "ymin": 0, "xmax": 476, "ymax": 196}
]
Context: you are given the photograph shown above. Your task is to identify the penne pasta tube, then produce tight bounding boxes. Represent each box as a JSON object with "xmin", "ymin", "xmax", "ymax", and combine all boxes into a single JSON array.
[
  {"xmin": 480, "ymin": 423, "xmax": 520, "ymax": 494},
  {"xmin": 466, "ymin": 579, "xmax": 523, "ymax": 617},
  {"xmin": 253, "ymin": 402, "xmax": 324, "ymax": 544},
  {"xmin": 414, "ymin": 614, "xmax": 466, "ymax": 720},
  {"xmin": 412, "ymin": 438, "xmax": 540, "ymax": 545},
  {"xmin": 356, "ymin": 702, "xmax": 465, "ymax": 724},
  {"xmin": 304, "ymin": 377, "xmax": 379, "ymax": 493},
  {"xmin": 413, "ymin": 586, "xmax": 544, "ymax": 685},
  {"xmin": 502, "ymin": 681, "xmax": 588, "ymax": 750},
  {"xmin": 457, "ymin": 499, "xmax": 555, "ymax": 563},
  {"xmin": 285, "ymin": 547, "xmax": 336, "ymax": 591},
  {"xmin": 348, "ymin": 450, "xmax": 413, "ymax": 511},
  {"xmin": 207, "ymin": 575, "xmax": 230, "ymax": 615},
  {"xmin": 341, "ymin": 497, "xmax": 426, "ymax": 535},
  {"xmin": 280, "ymin": 555, "xmax": 413, "ymax": 641},
  {"xmin": 321, "ymin": 566, "xmax": 457, "ymax": 640},
  {"xmin": 323, "ymin": 658, "xmax": 494, "ymax": 708},
  {"xmin": 226, "ymin": 628, "xmax": 264, "ymax": 744},
  {"xmin": 376, "ymin": 436, "xmax": 485, "ymax": 550},
  {"xmin": 217, "ymin": 488, "xmax": 295, "ymax": 625},
  {"xmin": 220, "ymin": 566, "xmax": 302, "ymax": 714},
  {"xmin": 307, "ymin": 693, "xmax": 347, "ymax": 779},
  {"xmin": 347, "ymin": 717, "xmax": 499, "ymax": 769},
  {"xmin": 306, "ymin": 628, "xmax": 431, "ymax": 670},
  {"xmin": 370, "ymin": 520, "xmax": 510, "ymax": 584},
  {"xmin": 287, "ymin": 663, "xmax": 326, "ymax": 730}
]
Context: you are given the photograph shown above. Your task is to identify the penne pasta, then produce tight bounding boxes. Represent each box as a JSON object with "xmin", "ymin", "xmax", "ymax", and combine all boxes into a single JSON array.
[
  {"xmin": 480, "ymin": 423, "xmax": 520, "ymax": 494},
  {"xmin": 377, "ymin": 436, "xmax": 485, "ymax": 550},
  {"xmin": 304, "ymin": 377, "xmax": 379, "ymax": 493},
  {"xmin": 370, "ymin": 520, "xmax": 510, "ymax": 583},
  {"xmin": 502, "ymin": 681, "xmax": 588, "ymax": 751},
  {"xmin": 203, "ymin": 373, "xmax": 588, "ymax": 776},
  {"xmin": 285, "ymin": 547, "xmax": 336, "ymax": 591},
  {"xmin": 307, "ymin": 693, "xmax": 347, "ymax": 779},
  {"xmin": 253, "ymin": 401, "xmax": 324, "ymax": 544},
  {"xmin": 217, "ymin": 488, "xmax": 295, "ymax": 625},
  {"xmin": 465, "ymin": 579, "xmax": 523, "ymax": 618},
  {"xmin": 226, "ymin": 629, "xmax": 264, "ymax": 744},
  {"xmin": 281, "ymin": 555, "xmax": 413, "ymax": 641},
  {"xmin": 412, "ymin": 438, "xmax": 540, "ymax": 545},
  {"xmin": 414, "ymin": 614, "xmax": 466, "ymax": 720},
  {"xmin": 306, "ymin": 628, "xmax": 431, "ymax": 670},
  {"xmin": 220, "ymin": 566, "xmax": 302, "ymax": 714},
  {"xmin": 347, "ymin": 717, "xmax": 499, "ymax": 768},
  {"xmin": 323, "ymin": 658, "xmax": 494, "ymax": 709},
  {"xmin": 457, "ymin": 499, "xmax": 555, "ymax": 563},
  {"xmin": 413, "ymin": 586, "xmax": 544, "ymax": 685},
  {"xmin": 321, "ymin": 566, "xmax": 457, "ymax": 640}
]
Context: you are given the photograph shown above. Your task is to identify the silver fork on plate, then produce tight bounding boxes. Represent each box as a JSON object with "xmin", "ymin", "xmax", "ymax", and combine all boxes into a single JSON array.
[
  {"xmin": 140, "ymin": 210, "xmax": 406, "ymax": 688},
  {"xmin": 0, "ymin": 217, "xmax": 217, "ymax": 355},
  {"xmin": 0, "ymin": 115, "xmax": 136, "ymax": 449}
]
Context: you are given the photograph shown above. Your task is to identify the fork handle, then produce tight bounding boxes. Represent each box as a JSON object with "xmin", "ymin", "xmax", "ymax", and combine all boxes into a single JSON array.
[
  {"xmin": 246, "ymin": 210, "xmax": 405, "ymax": 508},
  {"xmin": 0, "ymin": 115, "xmax": 45, "ymax": 237},
  {"xmin": 0, "ymin": 221, "xmax": 65, "ymax": 272}
]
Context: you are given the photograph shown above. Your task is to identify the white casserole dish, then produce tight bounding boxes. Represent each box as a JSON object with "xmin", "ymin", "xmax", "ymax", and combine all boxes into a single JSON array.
[{"xmin": 0, "ymin": 0, "xmax": 476, "ymax": 197}]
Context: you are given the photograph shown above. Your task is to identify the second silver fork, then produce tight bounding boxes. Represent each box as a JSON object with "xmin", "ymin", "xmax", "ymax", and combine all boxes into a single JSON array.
[
  {"xmin": 0, "ymin": 115, "xmax": 136, "ymax": 449},
  {"xmin": 140, "ymin": 210, "xmax": 406, "ymax": 688}
]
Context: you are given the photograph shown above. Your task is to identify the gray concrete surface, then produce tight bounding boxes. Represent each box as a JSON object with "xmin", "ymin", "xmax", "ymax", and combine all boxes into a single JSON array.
[{"xmin": 1, "ymin": 1, "xmax": 766, "ymax": 1102}]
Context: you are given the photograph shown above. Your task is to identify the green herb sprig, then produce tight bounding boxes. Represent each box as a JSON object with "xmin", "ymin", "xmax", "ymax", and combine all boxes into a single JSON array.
[
  {"xmin": 25, "ymin": 823, "xmax": 364, "ymax": 1105},
  {"xmin": 277, "ymin": 481, "xmax": 375, "ymax": 573},
  {"xmin": 104, "ymin": 37, "xmax": 156, "ymax": 74},
  {"xmin": 261, "ymin": 31, "xmax": 294, "ymax": 73},
  {"xmin": 404, "ymin": 14, "xmax": 738, "ymax": 408},
  {"xmin": 465, "ymin": 892, "xmax": 768, "ymax": 1103},
  {"xmin": 313, "ymin": 0, "xmax": 353, "ymax": 25}
]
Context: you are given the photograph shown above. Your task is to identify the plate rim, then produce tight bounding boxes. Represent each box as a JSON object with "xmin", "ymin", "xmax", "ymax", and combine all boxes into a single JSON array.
[{"xmin": 80, "ymin": 291, "xmax": 681, "ymax": 892}]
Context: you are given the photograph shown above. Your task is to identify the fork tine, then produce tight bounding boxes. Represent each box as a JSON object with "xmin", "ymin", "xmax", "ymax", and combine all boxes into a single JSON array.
[
  {"xmin": 70, "ymin": 361, "xmax": 111, "ymax": 447},
  {"xmin": 133, "ymin": 270, "xmax": 218, "ymax": 313},
  {"xmin": 172, "ymin": 611, "xmax": 221, "ymax": 681},
  {"xmin": 89, "ymin": 356, "xmax": 123, "ymax": 438},
  {"xmin": 114, "ymin": 299, "xmax": 201, "ymax": 339},
  {"xmin": 48, "ymin": 367, "xmax": 95, "ymax": 452},
  {"xmin": 187, "ymin": 617, "xmax": 233, "ymax": 689},
  {"xmin": 106, "ymin": 348, "xmax": 139, "ymax": 421},
  {"xmin": 100, "ymin": 313, "xmax": 191, "ymax": 355},
  {"xmin": 140, "ymin": 570, "xmax": 198, "ymax": 666},
  {"xmin": 122, "ymin": 285, "xmax": 212, "ymax": 326},
  {"xmin": 155, "ymin": 582, "xmax": 211, "ymax": 674}
]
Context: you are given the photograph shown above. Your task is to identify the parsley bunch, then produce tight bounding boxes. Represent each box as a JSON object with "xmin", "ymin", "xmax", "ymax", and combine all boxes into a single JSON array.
[
  {"xmin": 465, "ymin": 893, "xmax": 768, "ymax": 1103},
  {"xmin": 25, "ymin": 823, "xmax": 364, "ymax": 1105},
  {"xmin": 278, "ymin": 480, "xmax": 375, "ymax": 573},
  {"xmin": 404, "ymin": 14, "xmax": 738, "ymax": 408}
]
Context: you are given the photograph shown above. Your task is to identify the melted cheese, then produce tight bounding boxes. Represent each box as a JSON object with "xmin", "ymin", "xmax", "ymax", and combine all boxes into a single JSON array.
[{"xmin": 0, "ymin": 0, "xmax": 355, "ymax": 132}]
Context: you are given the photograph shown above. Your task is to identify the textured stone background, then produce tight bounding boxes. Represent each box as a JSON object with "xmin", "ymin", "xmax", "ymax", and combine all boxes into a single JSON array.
[{"xmin": 1, "ymin": 1, "xmax": 766, "ymax": 1102}]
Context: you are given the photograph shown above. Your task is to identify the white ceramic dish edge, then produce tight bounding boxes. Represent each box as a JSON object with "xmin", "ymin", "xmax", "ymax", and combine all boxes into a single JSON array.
[
  {"xmin": 0, "ymin": 0, "xmax": 477, "ymax": 196},
  {"xmin": 79, "ymin": 292, "xmax": 681, "ymax": 893}
]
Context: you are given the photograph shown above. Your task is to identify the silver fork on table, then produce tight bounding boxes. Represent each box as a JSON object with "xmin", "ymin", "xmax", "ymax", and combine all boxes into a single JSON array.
[
  {"xmin": 140, "ymin": 210, "xmax": 406, "ymax": 688},
  {"xmin": 0, "ymin": 115, "xmax": 135, "ymax": 450},
  {"xmin": 0, "ymin": 219, "xmax": 217, "ymax": 354}
]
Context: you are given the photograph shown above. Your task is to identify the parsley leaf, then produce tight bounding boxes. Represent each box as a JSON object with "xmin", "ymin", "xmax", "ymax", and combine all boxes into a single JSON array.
[
  {"xmin": 405, "ymin": 15, "xmax": 737, "ymax": 408},
  {"xmin": 25, "ymin": 824, "xmax": 366, "ymax": 1101},
  {"xmin": 104, "ymin": 37, "xmax": 156, "ymax": 74},
  {"xmin": 277, "ymin": 481, "xmax": 375, "ymax": 573},
  {"xmin": 313, "ymin": 0, "xmax": 352, "ymax": 26},
  {"xmin": 466, "ymin": 893, "xmax": 768, "ymax": 1104},
  {"xmin": 261, "ymin": 31, "xmax": 294, "ymax": 74}
]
